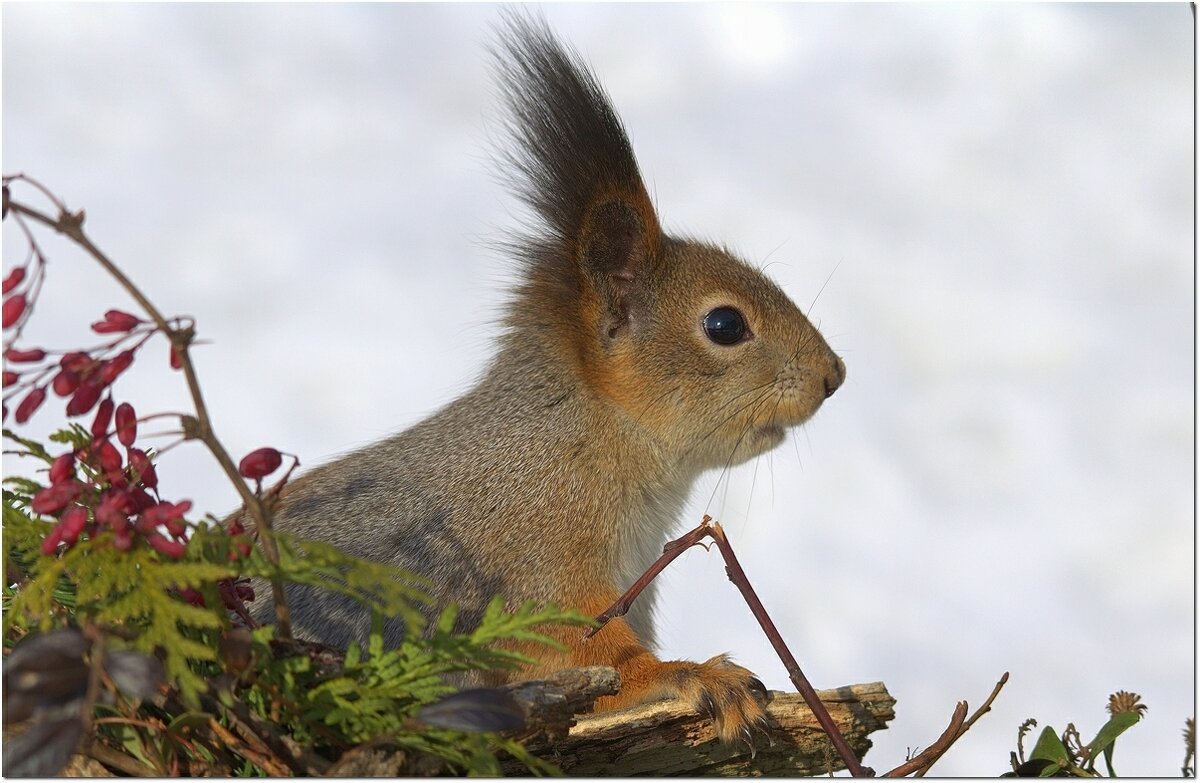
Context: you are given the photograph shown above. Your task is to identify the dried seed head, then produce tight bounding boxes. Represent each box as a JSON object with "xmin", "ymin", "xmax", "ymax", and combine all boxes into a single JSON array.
[{"xmin": 1107, "ymin": 691, "xmax": 1147, "ymax": 718}]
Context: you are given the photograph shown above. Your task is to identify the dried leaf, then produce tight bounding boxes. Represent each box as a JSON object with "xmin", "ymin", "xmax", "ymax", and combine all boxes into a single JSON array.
[{"xmin": 417, "ymin": 688, "xmax": 526, "ymax": 733}]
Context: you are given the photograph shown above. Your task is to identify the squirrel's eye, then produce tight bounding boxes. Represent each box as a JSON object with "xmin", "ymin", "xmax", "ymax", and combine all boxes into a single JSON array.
[{"xmin": 702, "ymin": 307, "xmax": 749, "ymax": 346}]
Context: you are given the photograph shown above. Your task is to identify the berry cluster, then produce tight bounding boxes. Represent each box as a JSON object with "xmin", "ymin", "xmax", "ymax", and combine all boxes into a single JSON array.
[
  {"xmin": 4, "ymin": 177, "xmax": 296, "ymax": 630},
  {"xmin": 2, "ymin": 302, "xmax": 201, "ymax": 558}
]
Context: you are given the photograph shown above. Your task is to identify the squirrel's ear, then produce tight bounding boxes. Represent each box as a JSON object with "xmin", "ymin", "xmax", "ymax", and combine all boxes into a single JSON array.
[
  {"xmin": 494, "ymin": 14, "xmax": 663, "ymax": 340},
  {"xmin": 580, "ymin": 199, "xmax": 655, "ymax": 339}
]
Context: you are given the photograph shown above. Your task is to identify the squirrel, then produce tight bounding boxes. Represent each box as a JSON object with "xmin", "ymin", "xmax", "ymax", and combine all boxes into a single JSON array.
[{"xmin": 250, "ymin": 14, "xmax": 845, "ymax": 746}]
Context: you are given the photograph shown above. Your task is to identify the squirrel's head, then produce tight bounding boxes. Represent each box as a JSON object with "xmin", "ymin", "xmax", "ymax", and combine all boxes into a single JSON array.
[{"xmin": 495, "ymin": 15, "xmax": 845, "ymax": 472}]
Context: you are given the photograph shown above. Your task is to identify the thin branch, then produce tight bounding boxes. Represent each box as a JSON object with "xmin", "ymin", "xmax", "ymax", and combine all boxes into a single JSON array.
[
  {"xmin": 87, "ymin": 741, "xmax": 161, "ymax": 777},
  {"xmin": 2, "ymin": 185, "xmax": 293, "ymax": 639},
  {"xmin": 913, "ymin": 672, "xmax": 1010, "ymax": 777},
  {"xmin": 888, "ymin": 672, "xmax": 1009, "ymax": 778},
  {"xmin": 588, "ymin": 516, "xmax": 870, "ymax": 776},
  {"xmin": 883, "ymin": 701, "xmax": 969, "ymax": 778},
  {"xmin": 205, "ymin": 715, "xmax": 292, "ymax": 777}
]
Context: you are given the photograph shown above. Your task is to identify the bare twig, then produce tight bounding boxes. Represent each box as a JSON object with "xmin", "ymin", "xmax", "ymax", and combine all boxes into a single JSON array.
[
  {"xmin": 890, "ymin": 672, "xmax": 1010, "ymax": 777},
  {"xmin": 2, "ymin": 179, "xmax": 293, "ymax": 639},
  {"xmin": 204, "ymin": 716, "xmax": 291, "ymax": 777},
  {"xmin": 883, "ymin": 701, "xmax": 969, "ymax": 778},
  {"xmin": 588, "ymin": 516, "xmax": 870, "ymax": 777},
  {"xmin": 87, "ymin": 741, "xmax": 161, "ymax": 777},
  {"xmin": 914, "ymin": 672, "xmax": 1009, "ymax": 776}
]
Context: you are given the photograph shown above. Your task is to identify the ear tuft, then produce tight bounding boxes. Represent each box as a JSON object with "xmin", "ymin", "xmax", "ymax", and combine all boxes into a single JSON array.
[{"xmin": 493, "ymin": 13, "xmax": 662, "ymax": 267}]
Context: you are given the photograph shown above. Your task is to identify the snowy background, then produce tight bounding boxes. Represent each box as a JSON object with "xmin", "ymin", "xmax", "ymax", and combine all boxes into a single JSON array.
[{"xmin": 3, "ymin": 4, "xmax": 1193, "ymax": 775}]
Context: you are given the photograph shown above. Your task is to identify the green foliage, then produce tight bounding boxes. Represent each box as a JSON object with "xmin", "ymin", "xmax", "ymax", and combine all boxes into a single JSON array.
[
  {"xmin": 5, "ymin": 496, "xmax": 235, "ymax": 705},
  {"xmin": 242, "ymin": 531, "xmax": 431, "ymax": 633},
  {"xmin": 247, "ymin": 601, "xmax": 586, "ymax": 775},
  {"xmin": 4, "ymin": 428, "xmax": 592, "ymax": 776},
  {"xmin": 1005, "ymin": 699, "xmax": 1148, "ymax": 777}
]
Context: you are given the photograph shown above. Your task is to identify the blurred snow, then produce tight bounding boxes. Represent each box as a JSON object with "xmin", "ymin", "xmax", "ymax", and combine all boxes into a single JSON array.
[{"xmin": 3, "ymin": 4, "xmax": 1193, "ymax": 775}]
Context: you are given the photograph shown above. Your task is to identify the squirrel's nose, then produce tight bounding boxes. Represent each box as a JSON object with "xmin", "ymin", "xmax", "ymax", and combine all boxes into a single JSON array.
[{"xmin": 823, "ymin": 355, "xmax": 846, "ymax": 399}]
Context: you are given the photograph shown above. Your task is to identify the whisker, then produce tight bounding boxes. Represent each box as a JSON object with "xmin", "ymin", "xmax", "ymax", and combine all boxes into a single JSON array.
[
  {"xmin": 807, "ymin": 257, "xmax": 843, "ymax": 315},
  {"xmin": 704, "ymin": 389, "xmax": 780, "ymax": 512},
  {"xmin": 681, "ymin": 383, "xmax": 777, "ymax": 460},
  {"xmin": 632, "ymin": 382, "xmax": 684, "ymax": 427}
]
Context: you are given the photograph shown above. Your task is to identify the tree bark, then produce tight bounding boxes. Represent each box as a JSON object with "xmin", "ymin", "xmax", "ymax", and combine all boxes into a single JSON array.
[{"xmin": 509, "ymin": 676, "xmax": 896, "ymax": 776}]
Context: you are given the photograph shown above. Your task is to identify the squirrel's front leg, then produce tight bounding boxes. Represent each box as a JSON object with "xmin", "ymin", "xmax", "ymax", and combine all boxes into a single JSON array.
[{"xmin": 519, "ymin": 592, "xmax": 774, "ymax": 746}]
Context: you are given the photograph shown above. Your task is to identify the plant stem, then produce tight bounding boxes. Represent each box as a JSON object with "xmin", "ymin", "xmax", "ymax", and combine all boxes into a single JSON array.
[{"xmin": 3, "ymin": 187, "xmax": 293, "ymax": 639}]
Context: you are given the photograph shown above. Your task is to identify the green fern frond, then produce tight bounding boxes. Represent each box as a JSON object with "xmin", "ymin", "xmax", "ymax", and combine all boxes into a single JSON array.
[{"xmin": 243, "ymin": 532, "xmax": 431, "ymax": 633}]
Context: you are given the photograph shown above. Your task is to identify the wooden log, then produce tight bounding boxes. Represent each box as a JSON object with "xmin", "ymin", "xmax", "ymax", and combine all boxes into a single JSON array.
[{"xmin": 511, "ymin": 679, "xmax": 896, "ymax": 776}]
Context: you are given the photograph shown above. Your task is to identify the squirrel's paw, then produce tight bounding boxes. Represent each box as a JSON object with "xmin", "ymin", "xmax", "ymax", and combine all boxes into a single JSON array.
[{"xmin": 681, "ymin": 654, "xmax": 776, "ymax": 749}]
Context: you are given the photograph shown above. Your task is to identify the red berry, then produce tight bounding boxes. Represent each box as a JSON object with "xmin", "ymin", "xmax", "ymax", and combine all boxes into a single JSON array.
[
  {"xmin": 128, "ymin": 486, "xmax": 155, "ymax": 512},
  {"xmin": 147, "ymin": 532, "xmax": 186, "ymax": 559},
  {"xmin": 49, "ymin": 453, "xmax": 75, "ymax": 484},
  {"xmin": 138, "ymin": 499, "xmax": 190, "ymax": 532},
  {"xmin": 169, "ymin": 344, "xmax": 182, "ymax": 370},
  {"xmin": 31, "ymin": 481, "xmax": 83, "ymax": 515},
  {"xmin": 3, "ymin": 294, "xmax": 27, "ymax": 328},
  {"xmin": 91, "ymin": 397, "xmax": 115, "ymax": 438},
  {"xmin": 60, "ymin": 352, "xmax": 92, "ymax": 373},
  {"xmin": 2, "ymin": 267, "xmax": 25, "ymax": 295},
  {"xmin": 238, "ymin": 447, "xmax": 283, "ymax": 479},
  {"xmin": 95, "ymin": 491, "xmax": 130, "ymax": 534},
  {"xmin": 4, "ymin": 347, "xmax": 45, "ymax": 363},
  {"xmin": 59, "ymin": 506, "xmax": 89, "ymax": 545},
  {"xmin": 66, "ymin": 381, "xmax": 102, "ymax": 416},
  {"xmin": 14, "ymin": 387, "xmax": 46, "ymax": 424},
  {"xmin": 51, "ymin": 369, "xmax": 80, "ymax": 397},
  {"xmin": 41, "ymin": 526, "xmax": 64, "ymax": 556},
  {"xmin": 115, "ymin": 402, "xmax": 137, "ymax": 447},
  {"xmin": 2, "ymin": 371, "xmax": 18, "ymax": 387},
  {"xmin": 90, "ymin": 309, "xmax": 143, "ymax": 334},
  {"xmin": 95, "ymin": 439, "xmax": 123, "ymax": 475},
  {"xmin": 99, "ymin": 350, "xmax": 134, "ymax": 385},
  {"xmin": 128, "ymin": 448, "xmax": 158, "ymax": 490},
  {"xmin": 113, "ymin": 531, "xmax": 133, "ymax": 552},
  {"xmin": 179, "ymin": 587, "xmax": 206, "ymax": 607}
]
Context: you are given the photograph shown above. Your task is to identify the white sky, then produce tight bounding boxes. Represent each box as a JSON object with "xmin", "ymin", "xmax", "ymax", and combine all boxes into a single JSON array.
[{"xmin": 3, "ymin": 3, "xmax": 1194, "ymax": 776}]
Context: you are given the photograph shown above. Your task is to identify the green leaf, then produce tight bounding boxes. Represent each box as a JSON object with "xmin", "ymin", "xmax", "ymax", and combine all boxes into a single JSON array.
[
  {"xmin": 1084, "ymin": 711, "xmax": 1139, "ymax": 774},
  {"xmin": 1030, "ymin": 725, "xmax": 1071, "ymax": 766},
  {"xmin": 3, "ymin": 428, "xmax": 55, "ymax": 463},
  {"xmin": 244, "ymin": 532, "xmax": 431, "ymax": 633}
]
